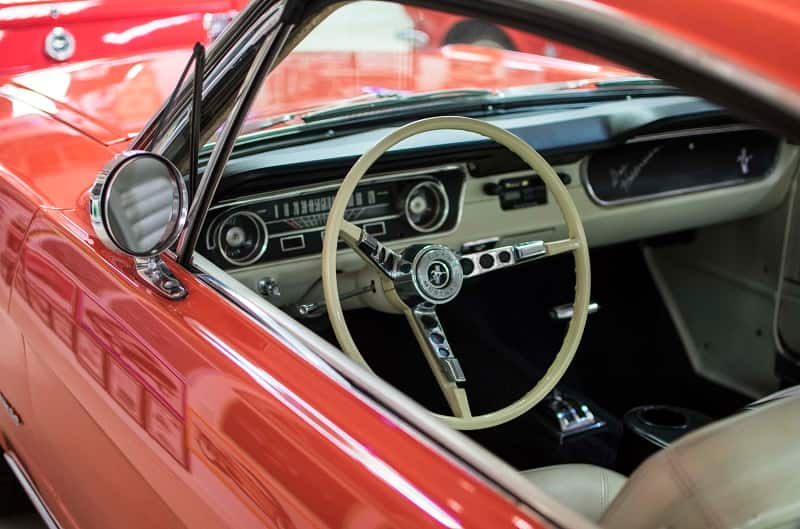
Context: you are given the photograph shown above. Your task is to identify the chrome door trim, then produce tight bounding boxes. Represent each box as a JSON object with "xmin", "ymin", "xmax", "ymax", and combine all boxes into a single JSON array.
[
  {"xmin": 3, "ymin": 452, "xmax": 62, "ymax": 529},
  {"xmin": 192, "ymin": 254, "xmax": 596, "ymax": 529}
]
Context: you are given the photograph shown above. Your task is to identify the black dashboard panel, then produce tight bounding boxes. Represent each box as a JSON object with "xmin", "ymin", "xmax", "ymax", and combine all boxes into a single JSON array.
[
  {"xmin": 201, "ymin": 166, "xmax": 465, "ymax": 269},
  {"xmin": 584, "ymin": 129, "xmax": 780, "ymax": 204}
]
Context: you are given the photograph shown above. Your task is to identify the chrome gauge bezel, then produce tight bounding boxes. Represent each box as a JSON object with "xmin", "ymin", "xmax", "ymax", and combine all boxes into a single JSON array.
[
  {"xmin": 217, "ymin": 210, "xmax": 269, "ymax": 266},
  {"xmin": 403, "ymin": 180, "xmax": 450, "ymax": 233}
]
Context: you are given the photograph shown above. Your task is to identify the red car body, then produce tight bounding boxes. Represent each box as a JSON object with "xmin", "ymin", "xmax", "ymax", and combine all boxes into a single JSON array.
[
  {"xmin": 0, "ymin": 0, "xmax": 246, "ymax": 74},
  {"xmin": 0, "ymin": 1, "xmax": 797, "ymax": 529},
  {"xmin": 1, "ymin": 45, "xmax": 633, "ymax": 143}
]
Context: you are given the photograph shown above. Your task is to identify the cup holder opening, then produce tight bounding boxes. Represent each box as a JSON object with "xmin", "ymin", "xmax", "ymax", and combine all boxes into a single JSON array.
[{"xmin": 638, "ymin": 406, "xmax": 689, "ymax": 429}]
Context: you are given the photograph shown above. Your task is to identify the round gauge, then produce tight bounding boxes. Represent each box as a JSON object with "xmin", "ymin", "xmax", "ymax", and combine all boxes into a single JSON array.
[
  {"xmin": 217, "ymin": 211, "xmax": 268, "ymax": 266},
  {"xmin": 403, "ymin": 181, "xmax": 450, "ymax": 233}
]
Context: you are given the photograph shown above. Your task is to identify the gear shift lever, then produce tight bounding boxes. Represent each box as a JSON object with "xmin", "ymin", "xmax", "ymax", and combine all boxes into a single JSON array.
[{"xmin": 535, "ymin": 389, "xmax": 606, "ymax": 442}]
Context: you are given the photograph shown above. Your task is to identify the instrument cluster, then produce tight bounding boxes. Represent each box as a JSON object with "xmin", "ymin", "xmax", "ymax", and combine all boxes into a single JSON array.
[{"xmin": 201, "ymin": 166, "xmax": 466, "ymax": 269}]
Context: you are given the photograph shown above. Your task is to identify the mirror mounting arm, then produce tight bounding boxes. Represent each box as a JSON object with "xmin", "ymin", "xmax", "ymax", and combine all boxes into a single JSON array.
[{"xmin": 135, "ymin": 256, "xmax": 188, "ymax": 300}]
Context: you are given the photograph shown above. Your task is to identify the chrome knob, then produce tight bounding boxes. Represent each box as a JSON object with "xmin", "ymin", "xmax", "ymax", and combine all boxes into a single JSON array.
[{"xmin": 258, "ymin": 277, "xmax": 280, "ymax": 297}]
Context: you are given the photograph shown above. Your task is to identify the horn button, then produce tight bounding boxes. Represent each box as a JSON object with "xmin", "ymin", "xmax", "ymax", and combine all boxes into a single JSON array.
[{"xmin": 402, "ymin": 245, "xmax": 463, "ymax": 305}]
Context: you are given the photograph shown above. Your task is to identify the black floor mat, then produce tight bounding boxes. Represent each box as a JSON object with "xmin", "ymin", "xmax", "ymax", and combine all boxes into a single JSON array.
[{"xmin": 318, "ymin": 242, "xmax": 750, "ymax": 470}]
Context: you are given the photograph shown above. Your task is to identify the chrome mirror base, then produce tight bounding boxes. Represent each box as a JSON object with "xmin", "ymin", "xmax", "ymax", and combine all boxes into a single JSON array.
[{"xmin": 134, "ymin": 256, "xmax": 187, "ymax": 300}]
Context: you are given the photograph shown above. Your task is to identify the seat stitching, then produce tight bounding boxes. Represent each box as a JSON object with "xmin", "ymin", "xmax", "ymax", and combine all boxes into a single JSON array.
[
  {"xmin": 600, "ymin": 470, "xmax": 608, "ymax": 511},
  {"xmin": 665, "ymin": 449, "xmax": 725, "ymax": 529},
  {"xmin": 601, "ymin": 473, "xmax": 627, "ymax": 521}
]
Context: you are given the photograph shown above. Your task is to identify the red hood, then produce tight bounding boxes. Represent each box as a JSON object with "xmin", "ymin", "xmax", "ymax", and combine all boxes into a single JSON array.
[
  {"xmin": 0, "ymin": 45, "xmax": 634, "ymax": 144},
  {"xmin": 0, "ymin": 0, "xmax": 236, "ymax": 27}
]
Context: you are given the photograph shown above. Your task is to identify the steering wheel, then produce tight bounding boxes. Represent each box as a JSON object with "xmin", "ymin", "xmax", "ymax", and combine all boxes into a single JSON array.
[{"xmin": 322, "ymin": 116, "xmax": 590, "ymax": 430}]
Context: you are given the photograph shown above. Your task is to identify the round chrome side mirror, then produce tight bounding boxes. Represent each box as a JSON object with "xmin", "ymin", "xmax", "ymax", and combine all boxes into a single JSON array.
[
  {"xmin": 90, "ymin": 151, "xmax": 188, "ymax": 257},
  {"xmin": 90, "ymin": 151, "xmax": 189, "ymax": 299}
]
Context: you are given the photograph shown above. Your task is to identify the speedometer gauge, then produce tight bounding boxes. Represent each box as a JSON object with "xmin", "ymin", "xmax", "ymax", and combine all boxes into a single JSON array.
[
  {"xmin": 403, "ymin": 181, "xmax": 449, "ymax": 233},
  {"xmin": 218, "ymin": 211, "xmax": 268, "ymax": 266}
]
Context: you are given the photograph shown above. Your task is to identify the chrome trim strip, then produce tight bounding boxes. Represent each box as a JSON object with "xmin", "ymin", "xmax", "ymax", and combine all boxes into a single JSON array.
[
  {"xmin": 3, "ymin": 452, "xmax": 62, "ymax": 529},
  {"xmin": 625, "ymin": 124, "xmax": 757, "ymax": 144},
  {"xmin": 264, "ymin": 214, "xmax": 402, "ymax": 239},
  {"xmin": 209, "ymin": 164, "xmax": 465, "ymax": 210},
  {"xmin": 192, "ymin": 254, "xmax": 594, "ymax": 529},
  {"xmin": 581, "ymin": 135, "xmax": 780, "ymax": 208}
]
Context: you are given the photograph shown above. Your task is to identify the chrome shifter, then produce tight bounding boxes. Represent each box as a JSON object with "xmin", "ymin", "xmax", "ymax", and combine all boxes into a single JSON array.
[{"xmin": 536, "ymin": 390, "xmax": 606, "ymax": 441}]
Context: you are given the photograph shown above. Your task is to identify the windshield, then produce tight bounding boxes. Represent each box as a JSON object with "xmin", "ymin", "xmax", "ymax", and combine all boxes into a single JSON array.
[{"xmin": 227, "ymin": 1, "xmax": 644, "ymax": 141}]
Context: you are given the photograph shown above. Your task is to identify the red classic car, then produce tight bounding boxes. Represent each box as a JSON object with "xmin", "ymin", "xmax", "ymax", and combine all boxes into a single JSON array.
[
  {"xmin": 1, "ymin": 1, "xmax": 800, "ymax": 529},
  {"xmin": 402, "ymin": 6, "xmax": 611, "ymax": 64},
  {"xmin": 0, "ymin": 0, "xmax": 247, "ymax": 74}
]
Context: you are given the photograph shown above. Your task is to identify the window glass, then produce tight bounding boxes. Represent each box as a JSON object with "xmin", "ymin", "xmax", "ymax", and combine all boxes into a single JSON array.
[{"xmin": 233, "ymin": 1, "xmax": 636, "ymax": 138}]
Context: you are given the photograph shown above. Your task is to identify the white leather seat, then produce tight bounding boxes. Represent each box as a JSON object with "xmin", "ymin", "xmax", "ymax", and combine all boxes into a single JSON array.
[
  {"xmin": 521, "ymin": 464, "xmax": 626, "ymax": 521},
  {"xmin": 523, "ymin": 390, "xmax": 800, "ymax": 529}
]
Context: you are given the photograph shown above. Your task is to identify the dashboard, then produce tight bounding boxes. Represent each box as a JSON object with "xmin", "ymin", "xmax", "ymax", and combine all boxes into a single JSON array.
[
  {"xmin": 202, "ymin": 166, "xmax": 466, "ymax": 268},
  {"xmin": 198, "ymin": 95, "xmax": 796, "ymax": 310}
]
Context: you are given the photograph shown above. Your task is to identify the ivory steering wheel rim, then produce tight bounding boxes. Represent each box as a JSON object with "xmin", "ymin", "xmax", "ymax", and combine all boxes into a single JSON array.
[{"xmin": 322, "ymin": 116, "xmax": 590, "ymax": 430}]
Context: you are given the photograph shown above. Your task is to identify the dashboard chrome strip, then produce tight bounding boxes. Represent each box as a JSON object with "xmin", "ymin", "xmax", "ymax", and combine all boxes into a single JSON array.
[
  {"xmin": 625, "ymin": 124, "xmax": 757, "ymax": 144},
  {"xmin": 209, "ymin": 164, "xmax": 465, "ymax": 210},
  {"xmin": 3, "ymin": 452, "xmax": 63, "ymax": 529},
  {"xmin": 192, "ymin": 254, "xmax": 592, "ymax": 529},
  {"xmin": 265, "ymin": 213, "xmax": 403, "ymax": 239}
]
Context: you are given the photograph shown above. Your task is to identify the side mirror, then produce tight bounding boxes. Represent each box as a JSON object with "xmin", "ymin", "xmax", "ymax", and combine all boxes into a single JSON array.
[{"xmin": 90, "ymin": 151, "xmax": 189, "ymax": 299}]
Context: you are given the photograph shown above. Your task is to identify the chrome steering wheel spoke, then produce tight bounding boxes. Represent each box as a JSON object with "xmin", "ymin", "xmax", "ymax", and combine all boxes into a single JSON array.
[
  {"xmin": 340, "ymin": 220, "xmax": 408, "ymax": 280},
  {"xmin": 406, "ymin": 302, "xmax": 471, "ymax": 418},
  {"xmin": 459, "ymin": 238, "xmax": 581, "ymax": 278}
]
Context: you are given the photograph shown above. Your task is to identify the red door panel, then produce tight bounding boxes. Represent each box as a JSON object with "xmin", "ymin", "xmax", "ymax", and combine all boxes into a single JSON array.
[
  {"xmin": 0, "ymin": 166, "xmax": 39, "ymax": 458},
  {"xmin": 9, "ymin": 206, "xmax": 552, "ymax": 529}
]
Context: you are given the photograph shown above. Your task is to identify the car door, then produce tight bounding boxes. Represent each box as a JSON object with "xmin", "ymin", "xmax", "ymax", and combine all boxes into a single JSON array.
[
  {"xmin": 0, "ymin": 160, "xmax": 39, "ymax": 465},
  {"xmin": 9, "ymin": 205, "xmax": 551, "ymax": 529}
]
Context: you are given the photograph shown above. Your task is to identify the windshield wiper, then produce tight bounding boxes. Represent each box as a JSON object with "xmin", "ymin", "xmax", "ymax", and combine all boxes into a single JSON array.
[
  {"xmin": 231, "ymin": 78, "xmax": 679, "ymax": 144},
  {"xmin": 301, "ymin": 88, "xmax": 495, "ymax": 123},
  {"xmin": 499, "ymin": 76, "xmax": 675, "ymax": 96}
]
